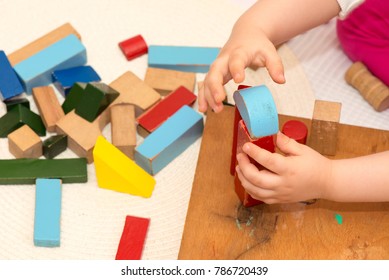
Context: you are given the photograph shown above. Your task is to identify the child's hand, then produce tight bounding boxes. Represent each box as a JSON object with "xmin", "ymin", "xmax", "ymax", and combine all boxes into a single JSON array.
[
  {"xmin": 236, "ymin": 132, "xmax": 332, "ymax": 204},
  {"xmin": 198, "ymin": 28, "xmax": 285, "ymax": 113}
]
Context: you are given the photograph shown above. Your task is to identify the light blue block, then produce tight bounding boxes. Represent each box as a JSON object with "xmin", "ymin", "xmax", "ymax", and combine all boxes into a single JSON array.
[
  {"xmin": 135, "ymin": 105, "xmax": 203, "ymax": 175},
  {"xmin": 14, "ymin": 34, "xmax": 87, "ymax": 94},
  {"xmin": 233, "ymin": 85, "xmax": 279, "ymax": 138},
  {"xmin": 0, "ymin": 51, "xmax": 24, "ymax": 100},
  {"xmin": 148, "ymin": 45, "xmax": 219, "ymax": 73},
  {"xmin": 34, "ymin": 178, "xmax": 62, "ymax": 247}
]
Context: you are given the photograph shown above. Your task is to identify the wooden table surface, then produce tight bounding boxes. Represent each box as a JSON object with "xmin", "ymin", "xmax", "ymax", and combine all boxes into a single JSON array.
[{"xmin": 178, "ymin": 106, "xmax": 389, "ymax": 260}]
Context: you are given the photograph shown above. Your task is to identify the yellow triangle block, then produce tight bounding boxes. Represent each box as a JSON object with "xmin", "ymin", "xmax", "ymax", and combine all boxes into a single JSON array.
[{"xmin": 93, "ymin": 136, "xmax": 155, "ymax": 198}]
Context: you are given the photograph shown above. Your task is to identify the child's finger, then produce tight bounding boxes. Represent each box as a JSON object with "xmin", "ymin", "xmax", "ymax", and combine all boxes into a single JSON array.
[
  {"xmin": 197, "ymin": 81, "xmax": 208, "ymax": 113},
  {"xmin": 276, "ymin": 131, "xmax": 304, "ymax": 156},
  {"xmin": 236, "ymin": 165, "xmax": 276, "ymax": 199},
  {"xmin": 228, "ymin": 50, "xmax": 249, "ymax": 83},
  {"xmin": 264, "ymin": 47, "xmax": 285, "ymax": 84}
]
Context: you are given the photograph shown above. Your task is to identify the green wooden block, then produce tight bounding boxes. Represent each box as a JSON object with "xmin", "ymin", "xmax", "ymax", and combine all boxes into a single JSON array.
[
  {"xmin": 75, "ymin": 82, "xmax": 119, "ymax": 122},
  {"xmin": 61, "ymin": 82, "xmax": 86, "ymax": 114},
  {"xmin": 0, "ymin": 158, "xmax": 87, "ymax": 184},
  {"xmin": 42, "ymin": 134, "xmax": 68, "ymax": 159},
  {"xmin": 0, "ymin": 104, "xmax": 46, "ymax": 137},
  {"xmin": 4, "ymin": 97, "xmax": 30, "ymax": 112}
]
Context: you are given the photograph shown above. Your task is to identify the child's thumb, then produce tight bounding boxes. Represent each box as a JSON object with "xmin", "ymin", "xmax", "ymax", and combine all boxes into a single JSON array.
[{"xmin": 276, "ymin": 131, "xmax": 302, "ymax": 156}]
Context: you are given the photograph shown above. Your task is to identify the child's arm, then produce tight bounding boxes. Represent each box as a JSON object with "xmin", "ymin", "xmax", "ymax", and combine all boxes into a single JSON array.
[
  {"xmin": 198, "ymin": 0, "xmax": 341, "ymax": 113},
  {"xmin": 236, "ymin": 132, "xmax": 389, "ymax": 204}
]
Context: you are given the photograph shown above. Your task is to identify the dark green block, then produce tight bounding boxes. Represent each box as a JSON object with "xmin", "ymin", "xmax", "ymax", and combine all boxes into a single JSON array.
[
  {"xmin": 61, "ymin": 82, "xmax": 87, "ymax": 114},
  {"xmin": 4, "ymin": 97, "xmax": 30, "ymax": 112},
  {"xmin": 0, "ymin": 158, "xmax": 87, "ymax": 184},
  {"xmin": 0, "ymin": 104, "xmax": 46, "ymax": 137},
  {"xmin": 75, "ymin": 82, "xmax": 119, "ymax": 122},
  {"xmin": 42, "ymin": 134, "xmax": 68, "ymax": 159}
]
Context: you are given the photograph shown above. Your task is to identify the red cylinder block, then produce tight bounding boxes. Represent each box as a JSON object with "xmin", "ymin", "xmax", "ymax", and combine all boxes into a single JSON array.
[
  {"xmin": 281, "ymin": 120, "xmax": 308, "ymax": 144},
  {"xmin": 118, "ymin": 35, "xmax": 148, "ymax": 61}
]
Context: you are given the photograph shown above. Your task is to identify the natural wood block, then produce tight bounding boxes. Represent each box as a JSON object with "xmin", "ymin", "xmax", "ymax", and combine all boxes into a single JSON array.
[
  {"xmin": 345, "ymin": 61, "xmax": 389, "ymax": 112},
  {"xmin": 111, "ymin": 104, "xmax": 136, "ymax": 159},
  {"xmin": 118, "ymin": 34, "xmax": 148, "ymax": 61},
  {"xmin": 308, "ymin": 100, "xmax": 341, "ymax": 156},
  {"xmin": 4, "ymin": 97, "xmax": 30, "ymax": 112},
  {"xmin": 8, "ymin": 23, "xmax": 81, "ymax": 66},
  {"xmin": 8, "ymin": 125, "xmax": 42, "ymax": 159},
  {"xmin": 109, "ymin": 71, "xmax": 161, "ymax": 116},
  {"xmin": 0, "ymin": 158, "xmax": 87, "ymax": 184},
  {"xmin": 32, "ymin": 86, "xmax": 65, "ymax": 132},
  {"xmin": 115, "ymin": 215, "xmax": 150, "ymax": 260},
  {"xmin": 34, "ymin": 178, "xmax": 62, "ymax": 247},
  {"xmin": 0, "ymin": 51, "xmax": 24, "ymax": 100},
  {"xmin": 282, "ymin": 120, "xmax": 308, "ymax": 144},
  {"xmin": 56, "ymin": 110, "xmax": 101, "ymax": 163},
  {"xmin": 93, "ymin": 136, "xmax": 155, "ymax": 197},
  {"xmin": 42, "ymin": 134, "xmax": 68, "ymax": 159},
  {"xmin": 144, "ymin": 67, "xmax": 195, "ymax": 95}
]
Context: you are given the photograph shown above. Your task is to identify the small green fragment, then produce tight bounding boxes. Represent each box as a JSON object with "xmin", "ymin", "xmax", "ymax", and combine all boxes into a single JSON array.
[
  {"xmin": 235, "ymin": 219, "xmax": 242, "ymax": 230},
  {"xmin": 335, "ymin": 213, "xmax": 343, "ymax": 225}
]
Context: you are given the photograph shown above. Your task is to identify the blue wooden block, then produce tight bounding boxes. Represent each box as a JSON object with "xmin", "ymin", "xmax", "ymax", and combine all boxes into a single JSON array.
[
  {"xmin": 34, "ymin": 178, "xmax": 62, "ymax": 247},
  {"xmin": 0, "ymin": 51, "xmax": 24, "ymax": 100},
  {"xmin": 233, "ymin": 85, "xmax": 279, "ymax": 138},
  {"xmin": 148, "ymin": 45, "xmax": 219, "ymax": 73},
  {"xmin": 13, "ymin": 34, "xmax": 87, "ymax": 94},
  {"xmin": 52, "ymin": 65, "xmax": 101, "ymax": 96},
  {"xmin": 135, "ymin": 105, "xmax": 203, "ymax": 175}
]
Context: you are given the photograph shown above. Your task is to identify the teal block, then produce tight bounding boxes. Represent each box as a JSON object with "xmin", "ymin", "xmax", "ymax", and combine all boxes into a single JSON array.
[
  {"xmin": 75, "ymin": 82, "xmax": 119, "ymax": 122},
  {"xmin": 233, "ymin": 85, "xmax": 279, "ymax": 138},
  {"xmin": 148, "ymin": 45, "xmax": 219, "ymax": 73},
  {"xmin": 0, "ymin": 104, "xmax": 46, "ymax": 137},
  {"xmin": 135, "ymin": 105, "xmax": 203, "ymax": 175},
  {"xmin": 34, "ymin": 178, "xmax": 62, "ymax": 247},
  {"xmin": 61, "ymin": 82, "xmax": 86, "ymax": 114},
  {"xmin": 13, "ymin": 34, "xmax": 87, "ymax": 94},
  {"xmin": 0, "ymin": 158, "xmax": 87, "ymax": 184}
]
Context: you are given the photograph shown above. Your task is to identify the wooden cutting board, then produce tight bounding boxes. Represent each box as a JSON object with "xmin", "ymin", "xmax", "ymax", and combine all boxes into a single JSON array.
[{"xmin": 178, "ymin": 106, "xmax": 389, "ymax": 259}]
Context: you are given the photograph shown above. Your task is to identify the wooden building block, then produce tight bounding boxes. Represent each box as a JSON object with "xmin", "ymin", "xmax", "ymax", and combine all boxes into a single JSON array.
[
  {"xmin": 34, "ymin": 178, "xmax": 62, "ymax": 247},
  {"xmin": 136, "ymin": 86, "xmax": 197, "ymax": 137},
  {"xmin": 13, "ymin": 34, "xmax": 87, "ymax": 94},
  {"xmin": 42, "ymin": 134, "xmax": 68, "ymax": 159},
  {"xmin": 345, "ymin": 61, "xmax": 389, "ymax": 112},
  {"xmin": 0, "ymin": 51, "xmax": 24, "ymax": 100},
  {"xmin": 93, "ymin": 136, "xmax": 156, "ymax": 197},
  {"xmin": 0, "ymin": 104, "xmax": 46, "ymax": 138},
  {"xmin": 53, "ymin": 65, "xmax": 101, "ymax": 96},
  {"xmin": 0, "ymin": 158, "xmax": 87, "ymax": 184},
  {"xmin": 109, "ymin": 71, "xmax": 160, "ymax": 116},
  {"xmin": 135, "ymin": 105, "xmax": 203, "ymax": 175},
  {"xmin": 148, "ymin": 45, "xmax": 219, "ymax": 73},
  {"xmin": 115, "ymin": 215, "xmax": 150, "ymax": 260},
  {"xmin": 308, "ymin": 100, "xmax": 341, "ymax": 156},
  {"xmin": 75, "ymin": 82, "xmax": 119, "ymax": 122},
  {"xmin": 111, "ymin": 104, "xmax": 136, "ymax": 159},
  {"xmin": 4, "ymin": 97, "xmax": 30, "ymax": 112},
  {"xmin": 118, "ymin": 34, "xmax": 148, "ymax": 61},
  {"xmin": 8, "ymin": 125, "xmax": 42, "ymax": 159},
  {"xmin": 282, "ymin": 120, "xmax": 308, "ymax": 144},
  {"xmin": 233, "ymin": 85, "xmax": 279, "ymax": 138},
  {"xmin": 144, "ymin": 67, "xmax": 196, "ymax": 95},
  {"xmin": 61, "ymin": 82, "xmax": 86, "ymax": 114},
  {"xmin": 32, "ymin": 86, "xmax": 65, "ymax": 132},
  {"xmin": 56, "ymin": 110, "xmax": 101, "ymax": 163},
  {"xmin": 7, "ymin": 23, "xmax": 81, "ymax": 66}
]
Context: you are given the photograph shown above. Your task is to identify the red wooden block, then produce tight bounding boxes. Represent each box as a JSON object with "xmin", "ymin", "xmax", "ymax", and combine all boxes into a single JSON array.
[
  {"xmin": 136, "ymin": 86, "xmax": 197, "ymax": 135},
  {"xmin": 230, "ymin": 84, "xmax": 251, "ymax": 175},
  {"xmin": 235, "ymin": 119, "xmax": 275, "ymax": 207},
  {"xmin": 118, "ymin": 35, "xmax": 148, "ymax": 61},
  {"xmin": 115, "ymin": 215, "xmax": 150, "ymax": 260},
  {"xmin": 282, "ymin": 120, "xmax": 308, "ymax": 144}
]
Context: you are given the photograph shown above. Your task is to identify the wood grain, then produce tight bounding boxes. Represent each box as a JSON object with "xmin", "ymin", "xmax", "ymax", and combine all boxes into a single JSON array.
[{"xmin": 178, "ymin": 106, "xmax": 389, "ymax": 260}]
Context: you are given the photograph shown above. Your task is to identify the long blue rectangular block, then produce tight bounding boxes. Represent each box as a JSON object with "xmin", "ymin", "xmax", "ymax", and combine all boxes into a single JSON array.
[
  {"xmin": 14, "ymin": 34, "xmax": 87, "ymax": 94},
  {"xmin": 148, "ymin": 45, "xmax": 219, "ymax": 73},
  {"xmin": 135, "ymin": 105, "xmax": 203, "ymax": 175},
  {"xmin": 0, "ymin": 51, "xmax": 24, "ymax": 100},
  {"xmin": 34, "ymin": 178, "xmax": 62, "ymax": 247}
]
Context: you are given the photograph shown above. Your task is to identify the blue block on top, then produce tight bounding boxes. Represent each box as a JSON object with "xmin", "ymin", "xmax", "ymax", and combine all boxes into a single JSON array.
[
  {"xmin": 52, "ymin": 65, "xmax": 101, "ymax": 96},
  {"xmin": 233, "ymin": 85, "xmax": 279, "ymax": 138},
  {"xmin": 0, "ymin": 51, "xmax": 24, "ymax": 100},
  {"xmin": 14, "ymin": 34, "xmax": 87, "ymax": 94},
  {"xmin": 148, "ymin": 45, "xmax": 219, "ymax": 73},
  {"xmin": 34, "ymin": 178, "xmax": 62, "ymax": 247},
  {"xmin": 135, "ymin": 105, "xmax": 203, "ymax": 175}
]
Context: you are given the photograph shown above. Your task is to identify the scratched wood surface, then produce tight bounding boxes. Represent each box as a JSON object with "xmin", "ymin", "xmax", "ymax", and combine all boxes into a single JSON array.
[{"xmin": 178, "ymin": 106, "xmax": 389, "ymax": 260}]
